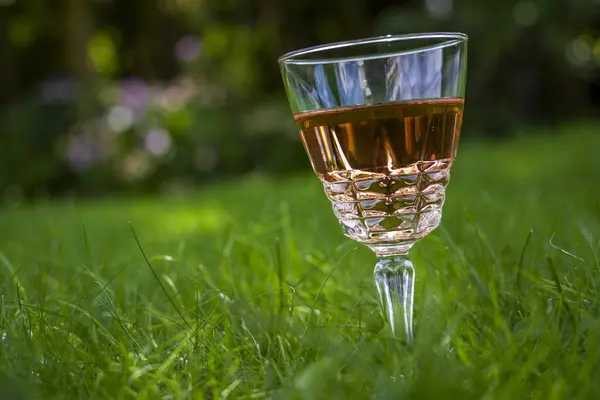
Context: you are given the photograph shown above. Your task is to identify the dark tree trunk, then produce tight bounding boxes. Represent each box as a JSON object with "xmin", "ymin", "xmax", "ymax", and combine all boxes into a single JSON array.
[
  {"xmin": 0, "ymin": 10, "xmax": 17, "ymax": 106},
  {"xmin": 64, "ymin": 0, "xmax": 92, "ymax": 83}
]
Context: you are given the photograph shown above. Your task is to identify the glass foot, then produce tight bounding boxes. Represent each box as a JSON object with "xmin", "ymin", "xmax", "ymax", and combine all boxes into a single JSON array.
[{"xmin": 374, "ymin": 255, "xmax": 415, "ymax": 342}]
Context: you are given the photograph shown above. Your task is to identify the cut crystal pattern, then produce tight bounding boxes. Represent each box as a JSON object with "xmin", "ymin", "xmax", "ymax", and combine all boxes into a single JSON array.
[{"xmin": 319, "ymin": 158, "xmax": 452, "ymax": 251}]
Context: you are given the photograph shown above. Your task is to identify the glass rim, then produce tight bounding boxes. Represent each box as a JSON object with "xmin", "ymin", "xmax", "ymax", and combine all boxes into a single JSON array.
[{"xmin": 278, "ymin": 32, "xmax": 468, "ymax": 65}]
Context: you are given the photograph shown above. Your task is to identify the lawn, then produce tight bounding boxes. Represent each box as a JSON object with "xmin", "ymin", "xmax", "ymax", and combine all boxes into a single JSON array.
[{"xmin": 1, "ymin": 124, "xmax": 600, "ymax": 399}]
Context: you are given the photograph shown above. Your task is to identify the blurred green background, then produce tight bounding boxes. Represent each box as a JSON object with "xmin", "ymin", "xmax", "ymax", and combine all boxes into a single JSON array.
[
  {"xmin": 4, "ymin": 2, "xmax": 600, "ymax": 398},
  {"xmin": 2, "ymin": 0, "xmax": 600, "ymax": 199}
]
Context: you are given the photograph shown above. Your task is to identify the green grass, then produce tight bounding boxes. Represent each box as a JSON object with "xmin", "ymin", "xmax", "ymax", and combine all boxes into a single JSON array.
[{"xmin": 1, "ymin": 124, "xmax": 600, "ymax": 399}]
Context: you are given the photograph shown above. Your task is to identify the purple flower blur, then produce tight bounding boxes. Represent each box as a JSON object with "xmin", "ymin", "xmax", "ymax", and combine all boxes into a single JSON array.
[
  {"xmin": 119, "ymin": 78, "xmax": 151, "ymax": 111},
  {"xmin": 175, "ymin": 35, "xmax": 202, "ymax": 63},
  {"xmin": 67, "ymin": 135, "xmax": 98, "ymax": 172}
]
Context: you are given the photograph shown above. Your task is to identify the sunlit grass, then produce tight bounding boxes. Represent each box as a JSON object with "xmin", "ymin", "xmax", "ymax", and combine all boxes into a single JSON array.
[{"xmin": 1, "ymin": 124, "xmax": 600, "ymax": 399}]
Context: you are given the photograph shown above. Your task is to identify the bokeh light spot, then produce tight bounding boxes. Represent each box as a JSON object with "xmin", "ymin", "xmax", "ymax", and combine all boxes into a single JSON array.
[
  {"xmin": 107, "ymin": 106, "xmax": 134, "ymax": 132},
  {"xmin": 565, "ymin": 35, "xmax": 594, "ymax": 67},
  {"xmin": 87, "ymin": 32, "xmax": 118, "ymax": 74},
  {"xmin": 513, "ymin": 1, "xmax": 538, "ymax": 27},
  {"xmin": 175, "ymin": 35, "xmax": 202, "ymax": 62},
  {"xmin": 145, "ymin": 128, "xmax": 173, "ymax": 156}
]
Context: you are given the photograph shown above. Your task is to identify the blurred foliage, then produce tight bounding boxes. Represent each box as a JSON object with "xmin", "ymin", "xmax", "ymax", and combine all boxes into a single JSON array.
[{"xmin": 1, "ymin": 0, "xmax": 600, "ymax": 198}]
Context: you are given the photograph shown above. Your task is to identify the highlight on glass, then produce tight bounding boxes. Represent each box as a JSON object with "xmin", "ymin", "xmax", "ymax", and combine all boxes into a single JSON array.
[{"xmin": 279, "ymin": 33, "xmax": 467, "ymax": 340}]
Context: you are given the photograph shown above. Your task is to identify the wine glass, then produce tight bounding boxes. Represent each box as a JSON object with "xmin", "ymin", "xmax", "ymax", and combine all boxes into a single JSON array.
[{"xmin": 278, "ymin": 33, "xmax": 467, "ymax": 341}]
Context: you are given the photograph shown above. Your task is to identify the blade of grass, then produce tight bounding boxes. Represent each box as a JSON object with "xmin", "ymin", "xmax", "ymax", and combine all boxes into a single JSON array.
[{"xmin": 129, "ymin": 223, "xmax": 191, "ymax": 329}]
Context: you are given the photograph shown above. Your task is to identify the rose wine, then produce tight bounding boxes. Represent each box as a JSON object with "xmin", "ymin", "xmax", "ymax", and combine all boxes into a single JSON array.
[{"xmin": 294, "ymin": 98, "xmax": 464, "ymax": 255}]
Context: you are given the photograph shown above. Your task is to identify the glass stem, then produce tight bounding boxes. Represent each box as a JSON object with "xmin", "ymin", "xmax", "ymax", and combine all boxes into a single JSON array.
[{"xmin": 374, "ymin": 254, "xmax": 415, "ymax": 342}]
